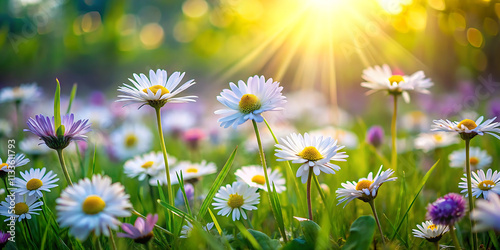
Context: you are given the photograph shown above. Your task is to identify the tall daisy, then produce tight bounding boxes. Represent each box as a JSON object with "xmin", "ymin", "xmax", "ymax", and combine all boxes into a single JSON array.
[
  {"xmin": 14, "ymin": 168, "xmax": 58, "ymax": 197},
  {"xmin": 212, "ymin": 182, "xmax": 260, "ymax": 221},
  {"xmin": 449, "ymin": 147, "xmax": 492, "ymax": 170},
  {"xmin": 459, "ymin": 169, "xmax": 500, "ymax": 200},
  {"xmin": 214, "ymin": 75, "xmax": 286, "ymax": 128},
  {"xmin": 412, "ymin": 220, "xmax": 449, "ymax": 246},
  {"xmin": 235, "ymin": 165, "xmax": 286, "ymax": 193},
  {"xmin": 56, "ymin": 175, "xmax": 132, "ymax": 241},
  {"xmin": 110, "ymin": 123, "xmax": 153, "ymax": 160},
  {"xmin": 276, "ymin": 132, "xmax": 347, "ymax": 220},
  {"xmin": 336, "ymin": 166, "xmax": 397, "ymax": 245},
  {"xmin": 0, "ymin": 193, "xmax": 43, "ymax": 222},
  {"xmin": 471, "ymin": 193, "xmax": 500, "ymax": 232},
  {"xmin": 362, "ymin": 65, "xmax": 432, "ymax": 173}
]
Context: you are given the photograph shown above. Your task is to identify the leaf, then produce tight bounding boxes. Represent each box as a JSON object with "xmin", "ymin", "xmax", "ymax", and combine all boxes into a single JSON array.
[
  {"xmin": 390, "ymin": 160, "xmax": 440, "ymax": 240},
  {"xmin": 56, "ymin": 124, "xmax": 65, "ymax": 137},
  {"xmin": 299, "ymin": 220, "xmax": 321, "ymax": 246},
  {"xmin": 234, "ymin": 221, "xmax": 262, "ymax": 250},
  {"xmin": 176, "ymin": 171, "xmax": 192, "ymax": 216},
  {"xmin": 157, "ymin": 199, "xmax": 195, "ymax": 222},
  {"xmin": 197, "ymin": 146, "xmax": 238, "ymax": 219},
  {"xmin": 66, "ymin": 83, "xmax": 78, "ymax": 114},
  {"xmin": 270, "ymin": 182, "xmax": 287, "ymax": 242},
  {"xmin": 157, "ymin": 180, "xmax": 170, "ymax": 230},
  {"xmin": 208, "ymin": 209, "xmax": 222, "ymax": 235},
  {"xmin": 54, "ymin": 79, "xmax": 61, "ymax": 130},
  {"xmin": 342, "ymin": 216, "xmax": 376, "ymax": 250},
  {"xmin": 233, "ymin": 224, "xmax": 281, "ymax": 250}
]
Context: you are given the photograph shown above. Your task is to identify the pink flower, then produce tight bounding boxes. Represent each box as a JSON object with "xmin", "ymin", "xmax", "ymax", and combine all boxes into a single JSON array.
[{"xmin": 117, "ymin": 214, "xmax": 158, "ymax": 244}]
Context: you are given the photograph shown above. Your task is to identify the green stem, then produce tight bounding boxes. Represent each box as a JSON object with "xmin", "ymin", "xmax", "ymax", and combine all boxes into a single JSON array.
[
  {"xmin": 154, "ymin": 107, "xmax": 174, "ymax": 229},
  {"xmin": 15, "ymin": 101, "xmax": 22, "ymax": 139},
  {"xmin": 465, "ymin": 139, "xmax": 477, "ymax": 250},
  {"xmin": 245, "ymin": 215, "xmax": 254, "ymax": 229},
  {"xmin": 108, "ymin": 227, "xmax": 117, "ymax": 250},
  {"xmin": 132, "ymin": 209, "xmax": 173, "ymax": 236},
  {"xmin": 251, "ymin": 120, "xmax": 287, "ymax": 241},
  {"xmin": 449, "ymin": 225, "xmax": 462, "ymax": 250},
  {"xmin": 391, "ymin": 94, "xmax": 398, "ymax": 172},
  {"xmin": 2, "ymin": 178, "xmax": 10, "ymax": 195},
  {"xmin": 306, "ymin": 168, "xmax": 314, "ymax": 220},
  {"xmin": 433, "ymin": 241, "xmax": 439, "ymax": 250},
  {"xmin": 56, "ymin": 149, "xmax": 73, "ymax": 186},
  {"xmin": 147, "ymin": 176, "xmax": 157, "ymax": 212},
  {"xmin": 368, "ymin": 200, "xmax": 385, "ymax": 245}
]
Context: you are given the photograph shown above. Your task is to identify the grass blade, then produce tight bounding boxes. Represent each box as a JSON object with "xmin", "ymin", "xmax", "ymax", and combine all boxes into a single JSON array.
[
  {"xmin": 197, "ymin": 146, "xmax": 238, "ymax": 219},
  {"xmin": 270, "ymin": 182, "xmax": 287, "ymax": 242},
  {"xmin": 66, "ymin": 83, "xmax": 77, "ymax": 114},
  {"xmin": 157, "ymin": 180, "xmax": 171, "ymax": 231},
  {"xmin": 54, "ymin": 79, "xmax": 61, "ymax": 130},
  {"xmin": 158, "ymin": 199, "xmax": 195, "ymax": 222},
  {"xmin": 208, "ymin": 208, "xmax": 222, "ymax": 235},
  {"xmin": 234, "ymin": 221, "xmax": 262, "ymax": 250},
  {"xmin": 176, "ymin": 171, "xmax": 193, "ymax": 216}
]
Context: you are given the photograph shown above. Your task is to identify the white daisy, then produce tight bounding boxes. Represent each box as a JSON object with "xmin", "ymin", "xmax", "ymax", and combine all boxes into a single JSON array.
[
  {"xmin": 19, "ymin": 137, "xmax": 50, "ymax": 155},
  {"xmin": 235, "ymin": 165, "xmax": 286, "ymax": 193},
  {"xmin": 110, "ymin": 123, "xmax": 153, "ymax": 160},
  {"xmin": 459, "ymin": 169, "xmax": 500, "ymax": 200},
  {"xmin": 309, "ymin": 126, "xmax": 359, "ymax": 149},
  {"xmin": 162, "ymin": 108, "xmax": 197, "ymax": 133},
  {"xmin": 0, "ymin": 193, "xmax": 43, "ymax": 222},
  {"xmin": 124, "ymin": 151, "xmax": 173, "ymax": 182},
  {"xmin": 180, "ymin": 221, "xmax": 214, "ymax": 238},
  {"xmin": 170, "ymin": 160, "xmax": 217, "ymax": 184},
  {"xmin": 449, "ymin": 147, "xmax": 492, "ymax": 170},
  {"xmin": 0, "ymin": 119, "xmax": 12, "ymax": 137},
  {"xmin": 414, "ymin": 132, "xmax": 458, "ymax": 152},
  {"xmin": 14, "ymin": 168, "xmax": 59, "ymax": 197},
  {"xmin": 56, "ymin": 175, "xmax": 132, "ymax": 240},
  {"xmin": 146, "ymin": 156, "xmax": 178, "ymax": 187},
  {"xmin": 117, "ymin": 69, "xmax": 197, "ymax": 109},
  {"xmin": 412, "ymin": 220, "xmax": 449, "ymax": 242},
  {"xmin": 432, "ymin": 116, "xmax": 500, "ymax": 140},
  {"xmin": 212, "ymin": 182, "xmax": 260, "ymax": 221},
  {"xmin": 275, "ymin": 133, "xmax": 348, "ymax": 183},
  {"xmin": 471, "ymin": 193, "xmax": 500, "ymax": 232},
  {"xmin": 336, "ymin": 166, "xmax": 397, "ymax": 207},
  {"xmin": 214, "ymin": 75, "xmax": 286, "ymax": 128},
  {"xmin": 401, "ymin": 111, "xmax": 430, "ymax": 133},
  {"xmin": 77, "ymin": 105, "xmax": 113, "ymax": 129},
  {"xmin": 361, "ymin": 64, "xmax": 433, "ymax": 103},
  {"xmin": 0, "ymin": 83, "xmax": 40, "ymax": 104},
  {"xmin": 0, "ymin": 154, "xmax": 30, "ymax": 176}
]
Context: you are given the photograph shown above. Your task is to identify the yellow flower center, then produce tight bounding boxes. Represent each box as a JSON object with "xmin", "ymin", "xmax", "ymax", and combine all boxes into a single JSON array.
[
  {"xmin": 239, "ymin": 94, "xmax": 261, "ymax": 114},
  {"xmin": 457, "ymin": 119, "xmax": 477, "ymax": 130},
  {"xmin": 82, "ymin": 195, "xmax": 106, "ymax": 215},
  {"xmin": 478, "ymin": 180, "xmax": 496, "ymax": 191},
  {"xmin": 142, "ymin": 85, "xmax": 170, "ymax": 96},
  {"xmin": 227, "ymin": 193, "xmax": 244, "ymax": 208},
  {"xmin": 125, "ymin": 134, "xmax": 138, "ymax": 148},
  {"xmin": 433, "ymin": 134, "xmax": 443, "ymax": 142},
  {"xmin": 26, "ymin": 178, "xmax": 43, "ymax": 190},
  {"xmin": 14, "ymin": 202, "xmax": 29, "ymax": 215},
  {"xmin": 298, "ymin": 146, "xmax": 323, "ymax": 161},
  {"xmin": 251, "ymin": 175, "xmax": 266, "ymax": 185},
  {"xmin": 470, "ymin": 157, "xmax": 479, "ymax": 166},
  {"xmin": 355, "ymin": 180, "xmax": 374, "ymax": 191},
  {"xmin": 388, "ymin": 75, "xmax": 405, "ymax": 85},
  {"xmin": 141, "ymin": 161, "xmax": 154, "ymax": 169},
  {"xmin": 186, "ymin": 167, "xmax": 198, "ymax": 173},
  {"xmin": 0, "ymin": 163, "xmax": 8, "ymax": 170},
  {"xmin": 427, "ymin": 224, "xmax": 437, "ymax": 230}
]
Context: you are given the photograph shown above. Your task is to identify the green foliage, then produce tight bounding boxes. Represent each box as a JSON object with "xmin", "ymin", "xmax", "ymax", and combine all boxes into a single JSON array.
[{"xmin": 342, "ymin": 216, "xmax": 376, "ymax": 250}]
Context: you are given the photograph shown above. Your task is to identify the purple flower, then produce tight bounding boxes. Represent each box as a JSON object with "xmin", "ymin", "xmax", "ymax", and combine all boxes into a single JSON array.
[
  {"xmin": 175, "ymin": 183, "xmax": 194, "ymax": 206},
  {"xmin": 366, "ymin": 126, "xmax": 384, "ymax": 148},
  {"xmin": 117, "ymin": 214, "xmax": 158, "ymax": 244},
  {"xmin": 489, "ymin": 99, "xmax": 500, "ymax": 122},
  {"xmin": 24, "ymin": 114, "xmax": 91, "ymax": 150},
  {"xmin": 426, "ymin": 193, "xmax": 466, "ymax": 226},
  {"xmin": 0, "ymin": 231, "xmax": 9, "ymax": 248}
]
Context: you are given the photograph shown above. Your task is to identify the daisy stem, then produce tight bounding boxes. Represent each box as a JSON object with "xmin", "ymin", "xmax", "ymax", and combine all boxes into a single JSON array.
[
  {"xmin": 108, "ymin": 227, "xmax": 117, "ymax": 250},
  {"xmin": 15, "ymin": 100, "xmax": 22, "ymax": 138},
  {"xmin": 449, "ymin": 225, "xmax": 462, "ymax": 250},
  {"xmin": 368, "ymin": 200, "xmax": 385, "ymax": 245},
  {"xmin": 251, "ymin": 120, "xmax": 287, "ymax": 241},
  {"xmin": 147, "ymin": 177, "xmax": 157, "ymax": 212},
  {"xmin": 464, "ymin": 139, "xmax": 477, "ymax": 250},
  {"xmin": 56, "ymin": 149, "xmax": 73, "ymax": 186},
  {"xmin": 306, "ymin": 168, "xmax": 314, "ymax": 220},
  {"xmin": 245, "ymin": 215, "xmax": 254, "ymax": 229},
  {"xmin": 154, "ymin": 107, "xmax": 174, "ymax": 229},
  {"xmin": 2, "ymin": 178, "xmax": 10, "ymax": 195},
  {"xmin": 391, "ymin": 94, "xmax": 398, "ymax": 172},
  {"xmin": 132, "ymin": 209, "xmax": 173, "ymax": 236},
  {"xmin": 23, "ymin": 220, "xmax": 35, "ymax": 243},
  {"xmin": 433, "ymin": 241, "xmax": 439, "ymax": 250}
]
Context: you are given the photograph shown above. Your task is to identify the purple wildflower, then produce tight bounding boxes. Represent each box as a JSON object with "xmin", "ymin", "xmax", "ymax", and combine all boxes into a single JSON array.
[
  {"xmin": 489, "ymin": 99, "xmax": 500, "ymax": 122},
  {"xmin": 117, "ymin": 214, "xmax": 158, "ymax": 244},
  {"xmin": 366, "ymin": 126, "xmax": 384, "ymax": 148},
  {"xmin": 426, "ymin": 193, "xmax": 466, "ymax": 226},
  {"xmin": 24, "ymin": 114, "xmax": 91, "ymax": 150},
  {"xmin": 0, "ymin": 231, "xmax": 9, "ymax": 248},
  {"xmin": 175, "ymin": 183, "xmax": 195, "ymax": 206}
]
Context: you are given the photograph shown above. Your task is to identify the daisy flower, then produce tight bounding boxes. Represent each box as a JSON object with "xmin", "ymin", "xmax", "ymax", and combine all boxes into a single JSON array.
[
  {"xmin": 123, "ymin": 151, "xmax": 167, "ymax": 181},
  {"xmin": 0, "ymin": 83, "xmax": 40, "ymax": 104},
  {"xmin": 414, "ymin": 132, "xmax": 458, "ymax": 152},
  {"xmin": 0, "ymin": 193, "xmax": 43, "ymax": 222},
  {"xmin": 215, "ymin": 75, "xmax": 286, "ymax": 128},
  {"xmin": 309, "ymin": 126, "xmax": 359, "ymax": 149},
  {"xmin": 117, "ymin": 214, "xmax": 158, "ymax": 244},
  {"xmin": 19, "ymin": 137, "xmax": 50, "ymax": 155},
  {"xmin": 56, "ymin": 175, "xmax": 132, "ymax": 240},
  {"xmin": 25, "ymin": 114, "xmax": 91, "ymax": 150},
  {"xmin": 336, "ymin": 166, "xmax": 397, "ymax": 207},
  {"xmin": 275, "ymin": 133, "xmax": 348, "ymax": 183},
  {"xmin": 212, "ymin": 182, "xmax": 260, "ymax": 221},
  {"xmin": 432, "ymin": 116, "xmax": 500, "ymax": 140},
  {"xmin": 180, "ymin": 221, "xmax": 214, "ymax": 238},
  {"xmin": 117, "ymin": 69, "xmax": 197, "ymax": 109},
  {"xmin": 426, "ymin": 193, "xmax": 466, "ymax": 226},
  {"xmin": 0, "ymin": 154, "xmax": 30, "ymax": 178},
  {"xmin": 459, "ymin": 169, "xmax": 500, "ymax": 200},
  {"xmin": 14, "ymin": 168, "xmax": 59, "ymax": 197},
  {"xmin": 471, "ymin": 193, "xmax": 500, "ymax": 231},
  {"xmin": 235, "ymin": 165, "xmax": 286, "ymax": 193},
  {"xmin": 412, "ymin": 220, "xmax": 449, "ymax": 242},
  {"xmin": 361, "ymin": 64, "xmax": 433, "ymax": 103},
  {"xmin": 170, "ymin": 160, "xmax": 217, "ymax": 184},
  {"xmin": 449, "ymin": 147, "xmax": 492, "ymax": 170},
  {"xmin": 110, "ymin": 123, "xmax": 153, "ymax": 160}
]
